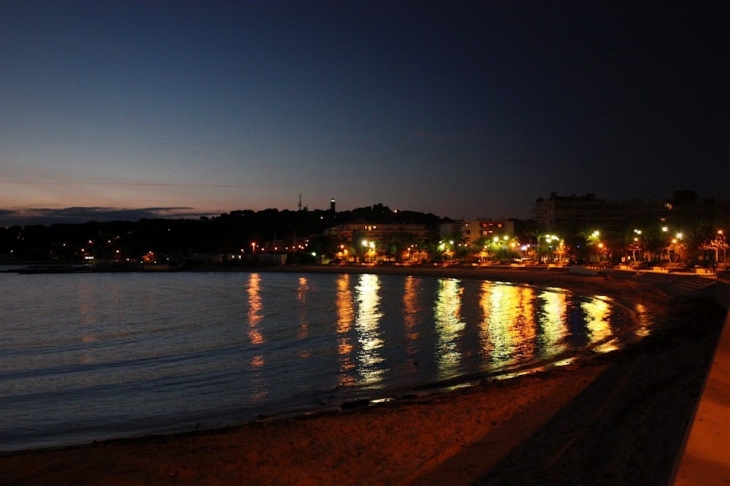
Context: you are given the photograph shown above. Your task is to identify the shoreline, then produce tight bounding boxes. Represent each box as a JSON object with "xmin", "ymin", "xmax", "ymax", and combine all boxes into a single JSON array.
[{"xmin": 1, "ymin": 267, "xmax": 726, "ymax": 485}]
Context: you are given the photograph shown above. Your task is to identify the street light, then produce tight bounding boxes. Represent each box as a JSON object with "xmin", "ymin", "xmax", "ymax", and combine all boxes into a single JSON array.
[
  {"xmin": 361, "ymin": 240, "xmax": 375, "ymax": 262},
  {"xmin": 719, "ymin": 230, "xmax": 727, "ymax": 264}
]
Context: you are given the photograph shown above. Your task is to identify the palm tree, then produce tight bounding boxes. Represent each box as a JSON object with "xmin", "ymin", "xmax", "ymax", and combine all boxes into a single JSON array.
[{"xmin": 575, "ymin": 227, "xmax": 602, "ymax": 263}]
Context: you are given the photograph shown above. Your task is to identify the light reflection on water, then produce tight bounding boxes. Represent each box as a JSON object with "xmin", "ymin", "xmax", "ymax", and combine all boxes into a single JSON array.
[
  {"xmin": 355, "ymin": 274, "xmax": 385, "ymax": 385},
  {"xmin": 0, "ymin": 271, "xmax": 634, "ymax": 452},
  {"xmin": 336, "ymin": 274, "xmax": 356, "ymax": 386},
  {"xmin": 582, "ymin": 298, "xmax": 612, "ymax": 343},
  {"xmin": 434, "ymin": 278, "xmax": 466, "ymax": 374},
  {"xmin": 403, "ymin": 276, "xmax": 420, "ymax": 349},
  {"xmin": 247, "ymin": 273, "xmax": 265, "ymax": 346},
  {"xmin": 539, "ymin": 289, "xmax": 568, "ymax": 359}
]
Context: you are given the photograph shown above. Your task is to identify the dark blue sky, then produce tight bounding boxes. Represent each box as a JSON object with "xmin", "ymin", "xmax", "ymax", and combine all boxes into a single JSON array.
[{"xmin": 1, "ymin": 1, "xmax": 728, "ymax": 225}]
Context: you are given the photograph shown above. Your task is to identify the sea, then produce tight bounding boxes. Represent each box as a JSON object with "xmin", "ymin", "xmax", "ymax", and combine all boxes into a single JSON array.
[{"xmin": 0, "ymin": 270, "xmax": 633, "ymax": 452}]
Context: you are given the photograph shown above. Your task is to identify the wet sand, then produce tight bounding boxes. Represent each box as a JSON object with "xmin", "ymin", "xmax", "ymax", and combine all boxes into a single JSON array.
[{"xmin": 1, "ymin": 266, "xmax": 726, "ymax": 485}]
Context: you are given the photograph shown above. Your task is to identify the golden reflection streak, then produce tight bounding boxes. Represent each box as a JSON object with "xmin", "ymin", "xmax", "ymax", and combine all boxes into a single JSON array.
[
  {"xmin": 246, "ymin": 274, "xmax": 267, "ymax": 402},
  {"xmin": 581, "ymin": 298, "xmax": 612, "ymax": 344},
  {"xmin": 355, "ymin": 274, "xmax": 384, "ymax": 385},
  {"xmin": 539, "ymin": 290, "xmax": 568, "ymax": 358},
  {"xmin": 403, "ymin": 276, "xmax": 420, "ymax": 346},
  {"xmin": 479, "ymin": 283, "xmax": 522, "ymax": 367},
  {"xmin": 434, "ymin": 278, "xmax": 465, "ymax": 374},
  {"xmin": 247, "ymin": 273, "xmax": 265, "ymax": 345},
  {"xmin": 633, "ymin": 303, "xmax": 653, "ymax": 337},
  {"xmin": 511, "ymin": 286, "xmax": 537, "ymax": 360},
  {"xmin": 478, "ymin": 283, "xmax": 496, "ymax": 359},
  {"xmin": 297, "ymin": 277, "xmax": 310, "ymax": 340},
  {"xmin": 336, "ymin": 274, "xmax": 356, "ymax": 386}
]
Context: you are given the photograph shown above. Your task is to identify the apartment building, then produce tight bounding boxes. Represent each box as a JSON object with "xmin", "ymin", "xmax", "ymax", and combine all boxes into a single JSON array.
[
  {"xmin": 533, "ymin": 194, "xmax": 668, "ymax": 237},
  {"xmin": 439, "ymin": 219, "xmax": 515, "ymax": 245},
  {"xmin": 323, "ymin": 223, "xmax": 429, "ymax": 246}
]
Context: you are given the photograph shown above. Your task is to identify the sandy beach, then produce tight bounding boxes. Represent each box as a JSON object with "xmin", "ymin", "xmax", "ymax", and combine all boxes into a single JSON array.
[{"xmin": 1, "ymin": 266, "xmax": 726, "ymax": 485}]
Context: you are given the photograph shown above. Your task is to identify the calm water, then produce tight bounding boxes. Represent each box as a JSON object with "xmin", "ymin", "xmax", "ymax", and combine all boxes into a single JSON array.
[{"xmin": 0, "ymin": 271, "xmax": 631, "ymax": 451}]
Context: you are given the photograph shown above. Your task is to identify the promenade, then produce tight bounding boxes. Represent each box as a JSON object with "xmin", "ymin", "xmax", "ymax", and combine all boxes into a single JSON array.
[{"xmin": 672, "ymin": 274, "xmax": 730, "ymax": 485}]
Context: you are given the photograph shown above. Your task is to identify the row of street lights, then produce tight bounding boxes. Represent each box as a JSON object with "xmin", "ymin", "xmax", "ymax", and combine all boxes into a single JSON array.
[{"xmin": 328, "ymin": 227, "xmax": 726, "ymax": 265}]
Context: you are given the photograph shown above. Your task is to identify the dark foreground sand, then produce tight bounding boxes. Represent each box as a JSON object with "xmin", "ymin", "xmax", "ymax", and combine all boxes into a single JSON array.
[{"xmin": 1, "ymin": 266, "xmax": 726, "ymax": 485}]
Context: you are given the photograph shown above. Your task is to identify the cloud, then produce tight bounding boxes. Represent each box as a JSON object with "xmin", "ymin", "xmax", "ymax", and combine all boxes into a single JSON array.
[{"xmin": 0, "ymin": 207, "xmax": 212, "ymax": 227}]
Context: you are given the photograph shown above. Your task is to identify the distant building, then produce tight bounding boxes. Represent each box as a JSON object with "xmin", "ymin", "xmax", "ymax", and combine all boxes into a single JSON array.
[
  {"xmin": 533, "ymin": 194, "xmax": 668, "ymax": 237},
  {"xmin": 330, "ymin": 198, "xmax": 336, "ymax": 213},
  {"xmin": 324, "ymin": 222, "xmax": 431, "ymax": 262},
  {"xmin": 324, "ymin": 222, "xmax": 428, "ymax": 245},
  {"xmin": 439, "ymin": 219, "xmax": 515, "ymax": 245}
]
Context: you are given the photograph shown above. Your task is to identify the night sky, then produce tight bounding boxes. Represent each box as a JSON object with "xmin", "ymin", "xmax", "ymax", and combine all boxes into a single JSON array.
[{"xmin": 1, "ymin": 1, "xmax": 728, "ymax": 225}]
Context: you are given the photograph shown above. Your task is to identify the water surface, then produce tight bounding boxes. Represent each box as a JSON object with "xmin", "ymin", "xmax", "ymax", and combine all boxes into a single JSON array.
[{"xmin": 0, "ymin": 271, "xmax": 631, "ymax": 451}]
